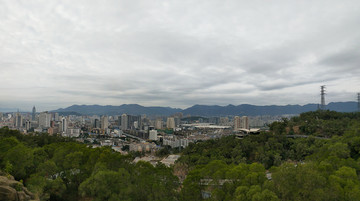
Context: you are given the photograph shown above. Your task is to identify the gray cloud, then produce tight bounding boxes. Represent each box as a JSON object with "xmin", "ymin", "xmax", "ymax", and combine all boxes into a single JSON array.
[
  {"xmin": 320, "ymin": 44, "xmax": 360, "ymax": 73},
  {"xmin": 1, "ymin": 0, "xmax": 360, "ymax": 111}
]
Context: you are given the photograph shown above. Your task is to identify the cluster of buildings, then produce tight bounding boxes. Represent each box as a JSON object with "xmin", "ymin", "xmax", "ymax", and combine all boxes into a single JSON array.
[
  {"xmin": 0, "ymin": 107, "xmax": 81, "ymax": 137},
  {"xmin": 1, "ymin": 106, "xmax": 288, "ymax": 154}
]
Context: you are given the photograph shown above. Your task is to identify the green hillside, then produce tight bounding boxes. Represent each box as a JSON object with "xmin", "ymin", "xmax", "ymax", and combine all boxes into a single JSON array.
[{"xmin": 1, "ymin": 110, "xmax": 360, "ymax": 200}]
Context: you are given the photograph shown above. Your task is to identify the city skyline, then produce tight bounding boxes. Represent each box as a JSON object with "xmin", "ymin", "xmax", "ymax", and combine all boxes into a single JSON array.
[{"xmin": 1, "ymin": 0, "xmax": 360, "ymax": 111}]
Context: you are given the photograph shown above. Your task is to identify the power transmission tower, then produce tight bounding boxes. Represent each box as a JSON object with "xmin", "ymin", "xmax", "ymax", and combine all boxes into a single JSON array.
[
  {"xmin": 358, "ymin": 93, "xmax": 360, "ymax": 112},
  {"xmin": 320, "ymin": 85, "xmax": 326, "ymax": 110}
]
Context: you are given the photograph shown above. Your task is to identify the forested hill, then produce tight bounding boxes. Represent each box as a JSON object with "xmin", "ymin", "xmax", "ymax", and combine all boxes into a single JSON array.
[
  {"xmin": 181, "ymin": 101, "xmax": 357, "ymax": 116},
  {"xmin": 51, "ymin": 101, "xmax": 358, "ymax": 116},
  {"xmin": 177, "ymin": 110, "xmax": 360, "ymax": 200},
  {"xmin": 0, "ymin": 127, "xmax": 178, "ymax": 200},
  {"xmin": 52, "ymin": 104, "xmax": 182, "ymax": 116}
]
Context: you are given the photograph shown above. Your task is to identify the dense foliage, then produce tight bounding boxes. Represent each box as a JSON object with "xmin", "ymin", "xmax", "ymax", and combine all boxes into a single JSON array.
[
  {"xmin": 0, "ymin": 127, "xmax": 179, "ymax": 201},
  {"xmin": 1, "ymin": 110, "xmax": 360, "ymax": 200},
  {"xmin": 178, "ymin": 134, "xmax": 325, "ymax": 169},
  {"xmin": 177, "ymin": 110, "xmax": 360, "ymax": 200},
  {"xmin": 270, "ymin": 110, "xmax": 360, "ymax": 137}
]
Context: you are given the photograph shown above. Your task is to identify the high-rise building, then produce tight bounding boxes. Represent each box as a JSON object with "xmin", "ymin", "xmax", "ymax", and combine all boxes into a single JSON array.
[
  {"xmin": 133, "ymin": 121, "xmax": 139, "ymax": 129},
  {"xmin": 54, "ymin": 113, "xmax": 59, "ymax": 121},
  {"xmin": 25, "ymin": 120, "xmax": 31, "ymax": 131},
  {"xmin": 127, "ymin": 115, "xmax": 141, "ymax": 130},
  {"xmin": 174, "ymin": 112, "xmax": 183, "ymax": 119},
  {"xmin": 166, "ymin": 117, "xmax": 175, "ymax": 129},
  {"xmin": 38, "ymin": 112, "xmax": 51, "ymax": 128},
  {"xmin": 234, "ymin": 116, "xmax": 249, "ymax": 130},
  {"xmin": 241, "ymin": 116, "xmax": 249, "ymax": 130},
  {"xmin": 15, "ymin": 113, "xmax": 23, "ymax": 128},
  {"xmin": 155, "ymin": 119, "xmax": 163, "ymax": 129},
  {"xmin": 101, "ymin": 116, "xmax": 109, "ymax": 130},
  {"xmin": 141, "ymin": 116, "xmax": 150, "ymax": 128},
  {"xmin": 149, "ymin": 130, "xmax": 158, "ymax": 141},
  {"xmin": 234, "ymin": 116, "xmax": 241, "ymax": 130},
  {"xmin": 121, "ymin": 114, "xmax": 128, "ymax": 130},
  {"xmin": 32, "ymin": 106, "xmax": 36, "ymax": 121},
  {"xmin": 61, "ymin": 117, "xmax": 68, "ymax": 133},
  {"xmin": 94, "ymin": 119, "xmax": 100, "ymax": 128}
]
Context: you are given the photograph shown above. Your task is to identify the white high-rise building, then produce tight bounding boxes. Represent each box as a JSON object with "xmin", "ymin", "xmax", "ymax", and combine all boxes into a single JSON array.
[
  {"xmin": 38, "ymin": 112, "xmax": 51, "ymax": 128},
  {"xmin": 166, "ymin": 117, "xmax": 175, "ymax": 129},
  {"xmin": 241, "ymin": 116, "xmax": 249, "ymax": 130},
  {"xmin": 25, "ymin": 120, "xmax": 31, "ymax": 131},
  {"xmin": 155, "ymin": 119, "xmax": 163, "ymax": 129},
  {"xmin": 149, "ymin": 130, "xmax": 158, "ymax": 141},
  {"xmin": 101, "ymin": 116, "xmax": 109, "ymax": 130}
]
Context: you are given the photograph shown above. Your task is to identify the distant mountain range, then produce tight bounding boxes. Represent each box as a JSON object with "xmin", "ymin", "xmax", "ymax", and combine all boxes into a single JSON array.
[
  {"xmin": 52, "ymin": 104, "xmax": 182, "ymax": 116},
  {"xmin": 182, "ymin": 102, "xmax": 358, "ymax": 116},
  {"xmin": 50, "ymin": 102, "xmax": 358, "ymax": 116},
  {"xmin": 0, "ymin": 108, "xmax": 20, "ymax": 113}
]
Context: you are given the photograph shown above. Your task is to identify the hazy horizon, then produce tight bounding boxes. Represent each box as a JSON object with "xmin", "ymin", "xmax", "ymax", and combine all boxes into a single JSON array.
[
  {"xmin": 0, "ymin": 100, "xmax": 358, "ymax": 113},
  {"xmin": 1, "ymin": 0, "xmax": 360, "ymax": 111}
]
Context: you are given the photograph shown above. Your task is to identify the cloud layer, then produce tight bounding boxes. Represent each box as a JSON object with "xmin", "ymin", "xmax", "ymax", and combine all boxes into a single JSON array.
[{"xmin": 1, "ymin": 0, "xmax": 360, "ymax": 111}]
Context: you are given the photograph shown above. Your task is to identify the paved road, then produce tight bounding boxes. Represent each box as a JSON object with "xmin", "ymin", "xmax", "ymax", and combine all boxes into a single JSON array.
[
  {"xmin": 235, "ymin": 133, "xmax": 329, "ymax": 139},
  {"xmin": 122, "ymin": 132, "xmax": 144, "ymax": 141}
]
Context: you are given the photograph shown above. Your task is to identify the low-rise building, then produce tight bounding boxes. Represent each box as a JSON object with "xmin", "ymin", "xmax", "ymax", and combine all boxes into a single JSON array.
[
  {"xmin": 163, "ymin": 135, "xmax": 189, "ymax": 148},
  {"xmin": 160, "ymin": 155, "xmax": 181, "ymax": 167}
]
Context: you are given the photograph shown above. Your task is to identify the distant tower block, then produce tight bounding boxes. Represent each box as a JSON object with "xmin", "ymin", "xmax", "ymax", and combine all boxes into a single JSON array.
[
  {"xmin": 32, "ymin": 106, "xmax": 36, "ymax": 121},
  {"xmin": 320, "ymin": 85, "xmax": 326, "ymax": 110}
]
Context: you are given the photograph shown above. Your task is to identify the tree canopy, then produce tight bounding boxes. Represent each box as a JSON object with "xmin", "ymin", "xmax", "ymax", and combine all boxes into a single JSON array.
[{"xmin": 1, "ymin": 110, "xmax": 360, "ymax": 200}]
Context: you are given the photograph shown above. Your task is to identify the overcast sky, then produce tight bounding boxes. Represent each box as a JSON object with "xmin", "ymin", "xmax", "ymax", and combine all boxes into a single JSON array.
[{"xmin": 1, "ymin": 0, "xmax": 360, "ymax": 111}]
